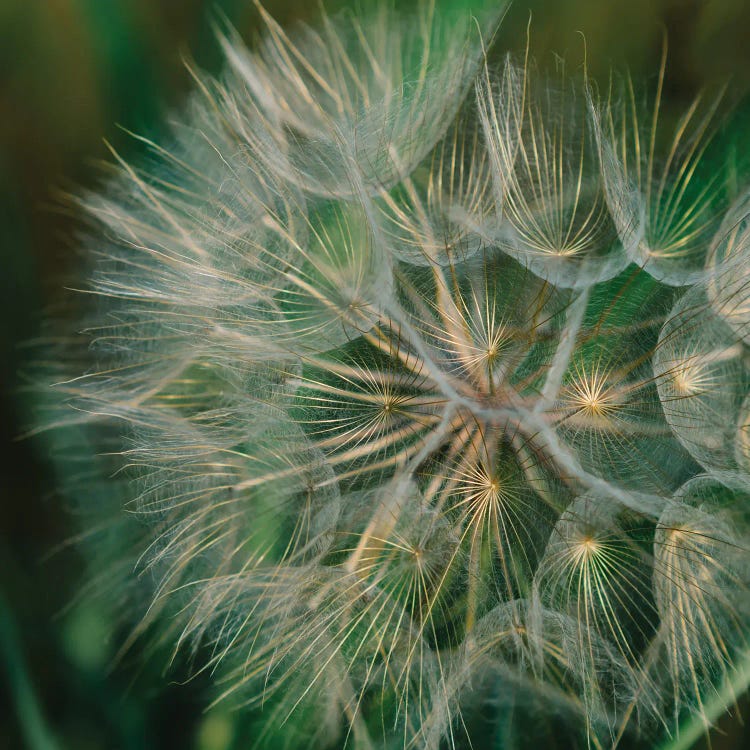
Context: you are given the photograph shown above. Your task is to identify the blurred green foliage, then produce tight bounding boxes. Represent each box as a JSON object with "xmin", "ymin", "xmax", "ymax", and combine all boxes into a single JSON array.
[{"xmin": 1, "ymin": 1, "xmax": 749, "ymax": 748}]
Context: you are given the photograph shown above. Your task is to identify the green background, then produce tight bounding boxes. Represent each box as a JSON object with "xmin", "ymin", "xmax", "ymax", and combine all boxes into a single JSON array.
[{"xmin": 1, "ymin": 1, "xmax": 749, "ymax": 748}]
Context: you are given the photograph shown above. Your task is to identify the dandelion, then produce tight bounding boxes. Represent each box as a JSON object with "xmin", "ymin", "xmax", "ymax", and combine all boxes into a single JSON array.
[{"xmin": 38, "ymin": 1, "xmax": 750, "ymax": 748}]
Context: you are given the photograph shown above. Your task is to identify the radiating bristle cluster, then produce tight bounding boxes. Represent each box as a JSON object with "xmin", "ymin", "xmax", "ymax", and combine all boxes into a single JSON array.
[{"xmin": 41, "ymin": 1, "xmax": 750, "ymax": 747}]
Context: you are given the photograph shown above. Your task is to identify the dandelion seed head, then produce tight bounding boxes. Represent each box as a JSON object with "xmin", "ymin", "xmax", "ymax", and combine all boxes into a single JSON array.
[{"xmin": 36, "ymin": 2, "xmax": 750, "ymax": 748}]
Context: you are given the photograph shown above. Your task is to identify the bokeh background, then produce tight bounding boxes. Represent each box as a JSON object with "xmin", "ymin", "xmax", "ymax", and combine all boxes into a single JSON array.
[{"xmin": 2, "ymin": 1, "xmax": 750, "ymax": 748}]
